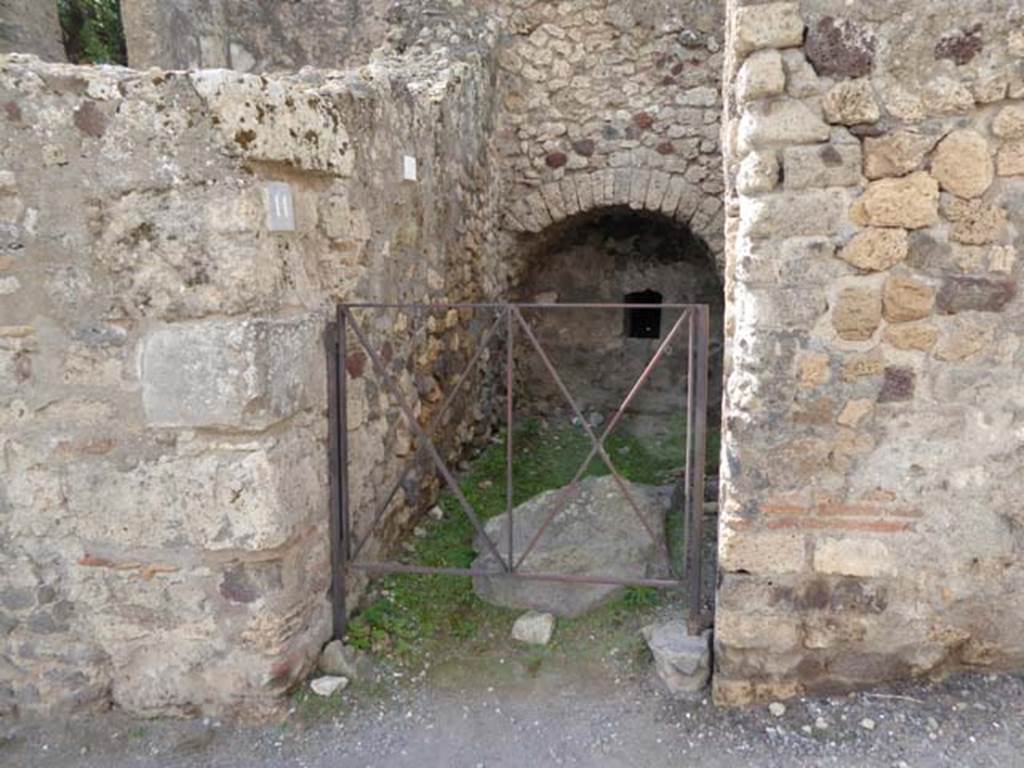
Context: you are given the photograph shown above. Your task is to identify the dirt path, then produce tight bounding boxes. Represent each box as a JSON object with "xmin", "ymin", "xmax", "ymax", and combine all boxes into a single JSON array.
[{"xmin": 4, "ymin": 657, "xmax": 1023, "ymax": 767}]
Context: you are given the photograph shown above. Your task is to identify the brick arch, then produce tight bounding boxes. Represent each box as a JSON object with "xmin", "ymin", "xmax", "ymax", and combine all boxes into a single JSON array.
[{"xmin": 503, "ymin": 168, "xmax": 726, "ymax": 263}]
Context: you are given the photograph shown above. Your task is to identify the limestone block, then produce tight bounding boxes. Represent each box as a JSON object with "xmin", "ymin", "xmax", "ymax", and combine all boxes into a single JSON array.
[
  {"xmin": 833, "ymin": 286, "xmax": 882, "ymax": 341},
  {"xmin": 823, "ymin": 79, "xmax": 880, "ymax": 125},
  {"xmin": 190, "ymin": 71, "xmax": 353, "ymax": 175},
  {"xmin": 797, "ymin": 351, "xmax": 831, "ymax": 388},
  {"xmin": 511, "ymin": 611, "xmax": 556, "ymax": 646},
  {"xmin": 781, "ymin": 50, "xmax": 821, "ymax": 98},
  {"xmin": 141, "ymin": 316, "xmax": 320, "ymax": 430},
  {"xmin": 943, "ymin": 198, "xmax": 1007, "ymax": 245},
  {"xmin": 736, "ymin": 50, "xmax": 786, "ymax": 104},
  {"xmin": 783, "ymin": 143, "xmax": 862, "ymax": 189},
  {"xmin": 736, "ymin": 151, "xmax": 779, "ymax": 195},
  {"xmin": 884, "ymin": 323, "xmax": 938, "ymax": 351},
  {"xmin": 838, "ymin": 229, "xmax": 908, "ymax": 271},
  {"xmin": 837, "ymin": 399, "xmax": 874, "ymax": 427},
  {"xmin": 850, "ymin": 172, "xmax": 939, "ymax": 229},
  {"xmin": 61, "ymin": 430, "xmax": 323, "ymax": 551},
  {"xmin": 934, "ymin": 318, "xmax": 995, "ymax": 361},
  {"xmin": 540, "ymin": 182, "xmax": 567, "ymax": 223},
  {"xmin": 997, "ymin": 141, "xmax": 1024, "ymax": 176},
  {"xmin": 737, "ymin": 99, "xmax": 830, "ymax": 154},
  {"xmin": 734, "ymin": 3, "xmax": 805, "ymax": 55},
  {"xmin": 931, "ymin": 130, "xmax": 994, "ymax": 199},
  {"xmin": 715, "ymin": 613, "xmax": 800, "ymax": 652},
  {"xmin": 318, "ymin": 641, "xmax": 370, "ymax": 679},
  {"xmin": 883, "ymin": 276, "xmax": 935, "ymax": 323},
  {"xmin": 311, "ymin": 677, "xmax": 349, "ymax": 697},
  {"xmin": 992, "ymin": 105, "xmax": 1024, "ymax": 139},
  {"xmin": 643, "ymin": 624, "xmax": 711, "ymax": 697},
  {"xmin": 741, "ymin": 189, "xmax": 847, "ymax": 239},
  {"xmin": 814, "ymin": 539, "xmax": 895, "ymax": 578},
  {"xmin": 863, "ymin": 130, "xmax": 940, "ymax": 179},
  {"xmin": 719, "ymin": 528, "xmax": 805, "ymax": 574}
]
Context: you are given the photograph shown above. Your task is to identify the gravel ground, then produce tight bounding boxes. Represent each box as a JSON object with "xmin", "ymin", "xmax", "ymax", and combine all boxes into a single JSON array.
[{"xmin": 3, "ymin": 656, "xmax": 1023, "ymax": 768}]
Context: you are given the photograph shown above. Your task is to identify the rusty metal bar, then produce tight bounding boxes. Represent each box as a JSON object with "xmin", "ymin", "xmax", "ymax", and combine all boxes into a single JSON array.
[
  {"xmin": 325, "ymin": 311, "xmax": 347, "ymax": 639},
  {"xmin": 686, "ymin": 305, "xmax": 710, "ymax": 634},
  {"xmin": 345, "ymin": 310, "xmax": 510, "ymax": 571},
  {"xmin": 333, "ymin": 302, "xmax": 714, "ymax": 628},
  {"xmin": 349, "ymin": 561, "xmax": 685, "ymax": 589},
  {"xmin": 343, "ymin": 302, "xmax": 701, "ymax": 310},
  {"xmin": 505, "ymin": 305, "xmax": 515, "ymax": 571},
  {"xmin": 350, "ymin": 308, "xmax": 505, "ymax": 560},
  {"xmin": 512, "ymin": 307, "xmax": 660, "ymax": 552},
  {"xmin": 682, "ymin": 310, "xmax": 695, "ymax": 598},
  {"xmin": 512, "ymin": 306, "xmax": 691, "ymax": 570}
]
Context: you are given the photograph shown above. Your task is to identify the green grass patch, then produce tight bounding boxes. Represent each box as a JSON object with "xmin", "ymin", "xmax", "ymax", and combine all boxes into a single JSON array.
[{"xmin": 346, "ymin": 418, "xmax": 718, "ymax": 668}]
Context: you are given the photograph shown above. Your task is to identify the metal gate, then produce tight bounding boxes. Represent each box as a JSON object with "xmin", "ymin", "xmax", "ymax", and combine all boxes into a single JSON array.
[{"xmin": 325, "ymin": 302, "xmax": 713, "ymax": 638}]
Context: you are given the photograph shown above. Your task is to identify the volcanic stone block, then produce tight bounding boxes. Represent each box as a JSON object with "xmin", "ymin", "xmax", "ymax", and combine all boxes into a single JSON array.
[
  {"xmin": 804, "ymin": 17, "xmax": 875, "ymax": 78},
  {"xmin": 936, "ymin": 277, "xmax": 1017, "ymax": 315}
]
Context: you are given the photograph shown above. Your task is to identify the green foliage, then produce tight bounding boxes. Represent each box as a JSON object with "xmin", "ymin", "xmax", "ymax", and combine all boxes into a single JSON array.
[
  {"xmin": 59, "ymin": 0, "xmax": 126, "ymax": 65},
  {"xmin": 347, "ymin": 418, "xmax": 719, "ymax": 668}
]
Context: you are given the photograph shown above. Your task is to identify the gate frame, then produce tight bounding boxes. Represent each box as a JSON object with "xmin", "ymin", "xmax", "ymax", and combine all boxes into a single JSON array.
[{"xmin": 325, "ymin": 302, "xmax": 712, "ymax": 640}]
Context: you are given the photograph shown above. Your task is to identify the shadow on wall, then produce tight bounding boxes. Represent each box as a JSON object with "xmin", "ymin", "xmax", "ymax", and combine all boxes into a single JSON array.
[{"xmin": 512, "ymin": 207, "xmax": 724, "ymax": 440}]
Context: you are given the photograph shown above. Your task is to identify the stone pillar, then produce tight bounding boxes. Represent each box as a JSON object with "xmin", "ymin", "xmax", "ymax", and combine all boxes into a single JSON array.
[
  {"xmin": 0, "ymin": 0, "xmax": 66, "ymax": 61},
  {"xmin": 122, "ymin": 0, "xmax": 228, "ymax": 70}
]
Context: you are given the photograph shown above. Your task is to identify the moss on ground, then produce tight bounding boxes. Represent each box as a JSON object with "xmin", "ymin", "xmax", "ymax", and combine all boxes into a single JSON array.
[{"xmin": 344, "ymin": 418, "xmax": 718, "ymax": 676}]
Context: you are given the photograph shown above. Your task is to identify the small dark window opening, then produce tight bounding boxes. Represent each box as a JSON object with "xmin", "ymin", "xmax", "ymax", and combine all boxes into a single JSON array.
[{"xmin": 624, "ymin": 290, "xmax": 663, "ymax": 339}]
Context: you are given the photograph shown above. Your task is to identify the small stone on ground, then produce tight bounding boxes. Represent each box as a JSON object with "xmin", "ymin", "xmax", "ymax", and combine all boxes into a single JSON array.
[
  {"xmin": 310, "ymin": 676, "xmax": 349, "ymax": 697},
  {"xmin": 768, "ymin": 702, "xmax": 786, "ymax": 717},
  {"xmin": 511, "ymin": 611, "xmax": 556, "ymax": 645}
]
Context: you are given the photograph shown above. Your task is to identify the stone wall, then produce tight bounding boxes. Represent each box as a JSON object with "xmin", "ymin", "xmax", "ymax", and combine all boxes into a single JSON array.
[
  {"xmin": 513, "ymin": 209, "xmax": 724, "ymax": 433},
  {"xmin": 0, "ymin": 47, "xmax": 499, "ymax": 717},
  {"xmin": 121, "ymin": 0, "xmax": 501, "ymax": 72},
  {"xmin": 495, "ymin": 0, "xmax": 726, "ymax": 271},
  {"xmin": 0, "ymin": 0, "xmax": 65, "ymax": 61},
  {"xmin": 717, "ymin": 0, "xmax": 1024, "ymax": 704}
]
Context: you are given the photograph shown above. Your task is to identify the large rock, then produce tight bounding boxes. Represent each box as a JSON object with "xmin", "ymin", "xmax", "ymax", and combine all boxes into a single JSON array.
[{"xmin": 471, "ymin": 476, "xmax": 671, "ymax": 618}]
